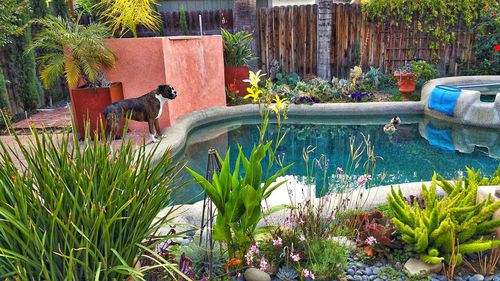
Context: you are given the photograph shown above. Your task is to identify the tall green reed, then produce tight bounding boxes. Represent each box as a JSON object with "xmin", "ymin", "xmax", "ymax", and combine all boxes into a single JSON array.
[{"xmin": 0, "ymin": 123, "xmax": 186, "ymax": 280}]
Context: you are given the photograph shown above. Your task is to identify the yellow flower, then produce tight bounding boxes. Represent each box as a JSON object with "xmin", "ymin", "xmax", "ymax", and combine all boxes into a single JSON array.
[
  {"xmin": 271, "ymin": 95, "xmax": 288, "ymax": 114},
  {"xmin": 243, "ymin": 70, "xmax": 266, "ymax": 88},
  {"xmin": 244, "ymin": 87, "xmax": 262, "ymax": 103}
]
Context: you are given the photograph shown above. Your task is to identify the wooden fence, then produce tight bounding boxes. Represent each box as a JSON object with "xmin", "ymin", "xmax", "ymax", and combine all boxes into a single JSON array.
[
  {"xmin": 330, "ymin": 4, "xmax": 475, "ymax": 78},
  {"xmin": 82, "ymin": 9, "xmax": 233, "ymax": 37},
  {"xmin": 257, "ymin": 5, "xmax": 318, "ymax": 77},
  {"xmin": 257, "ymin": 3, "xmax": 475, "ymax": 78}
]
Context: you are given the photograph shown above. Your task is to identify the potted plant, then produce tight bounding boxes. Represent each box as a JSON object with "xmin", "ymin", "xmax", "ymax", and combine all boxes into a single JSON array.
[
  {"xmin": 393, "ymin": 62, "xmax": 417, "ymax": 101},
  {"xmin": 221, "ymin": 28, "xmax": 254, "ymax": 97},
  {"xmin": 31, "ymin": 15, "xmax": 122, "ymax": 139}
]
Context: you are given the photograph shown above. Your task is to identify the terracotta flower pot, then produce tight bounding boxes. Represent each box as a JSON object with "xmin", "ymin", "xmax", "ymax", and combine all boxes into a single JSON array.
[
  {"xmin": 394, "ymin": 72, "xmax": 417, "ymax": 101},
  {"xmin": 70, "ymin": 82, "xmax": 124, "ymax": 140},
  {"xmin": 224, "ymin": 66, "xmax": 250, "ymax": 97}
]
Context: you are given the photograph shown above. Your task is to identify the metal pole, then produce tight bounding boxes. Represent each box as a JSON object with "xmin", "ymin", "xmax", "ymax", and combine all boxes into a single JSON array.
[{"xmin": 199, "ymin": 148, "xmax": 221, "ymax": 280}]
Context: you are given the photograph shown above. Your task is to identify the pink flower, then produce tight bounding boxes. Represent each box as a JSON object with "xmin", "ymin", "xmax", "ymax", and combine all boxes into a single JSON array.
[
  {"xmin": 290, "ymin": 252, "xmax": 301, "ymax": 262},
  {"xmin": 250, "ymin": 244, "xmax": 259, "ymax": 254},
  {"xmin": 259, "ymin": 257, "xmax": 268, "ymax": 271},
  {"xmin": 365, "ymin": 236, "xmax": 377, "ymax": 246},
  {"xmin": 357, "ymin": 174, "xmax": 372, "ymax": 188},
  {"xmin": 302, "ymin": 269, "xmax": 315, "ymax": 279},
  {"xmin": 273, "ymin": 237, "xmax": 283, "ymax": 246},
  {"xmin": 299, "ymin": 217, "xmax": 305, "ymax": 225},
  {"xmin": 244, "ymin": 251, "xmax": 253, "ymax": 265},
  {"xmin": 299, "ymin": 235, "xmax": 305, "ymax": 241}
]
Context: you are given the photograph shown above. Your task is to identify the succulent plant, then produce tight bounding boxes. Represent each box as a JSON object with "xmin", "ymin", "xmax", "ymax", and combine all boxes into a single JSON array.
[{"xmin": 276, "ymin": 266, "xmax": 298, "ymax": 281}]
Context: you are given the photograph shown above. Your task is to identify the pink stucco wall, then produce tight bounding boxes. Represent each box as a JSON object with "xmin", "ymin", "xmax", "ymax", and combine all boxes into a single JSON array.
[{"xmin": 104, "ymin": 36, "xmax": 226, "ymax": 132}]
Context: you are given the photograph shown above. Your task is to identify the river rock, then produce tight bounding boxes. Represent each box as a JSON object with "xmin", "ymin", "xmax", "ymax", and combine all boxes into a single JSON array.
[
  {"xmin": 244, "ymin": 268, "xmax": 271, "ymax": 281},
  {"xmin": 403, "ymin": 258, "xmax": 443, "ymax": 277}
]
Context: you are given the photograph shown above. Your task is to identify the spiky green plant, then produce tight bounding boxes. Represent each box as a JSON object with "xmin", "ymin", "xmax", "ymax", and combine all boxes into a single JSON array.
[
  {"xmin": 96, "ymin": 0, "xmax": 161, "ymax": 38},
  {"xmin": 388, "ymin": 167, "xmax": 500, "ymax": 265},
  {"xmin": 221, "ymin": 28, "xmax": 254, "ymax": 67},
  {"xmin": 179, "ymin": 5, "xmax": 188, "ymax": 35},
  {"xmin": 0, "ymin": 123, "xmax": 187, "ymax": 280},
  {"xmin": 30, "ymin": 14, "xmax": 116, "ymax": 89}
]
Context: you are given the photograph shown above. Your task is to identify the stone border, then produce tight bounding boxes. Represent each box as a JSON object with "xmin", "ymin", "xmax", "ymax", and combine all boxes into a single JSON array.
[{"xmin": 150, "ymin": 101, "xmax": 424, "ymax": 159}]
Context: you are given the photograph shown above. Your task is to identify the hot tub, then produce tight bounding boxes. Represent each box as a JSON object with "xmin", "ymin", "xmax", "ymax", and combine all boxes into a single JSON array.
[{"xmin": 421, "ymin": 76, "xmax": 500, "ymax": 129}]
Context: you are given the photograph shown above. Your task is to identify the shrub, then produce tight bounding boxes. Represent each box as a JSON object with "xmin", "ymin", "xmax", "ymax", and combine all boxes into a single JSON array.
[
  {"xmin": 179, "ymin": 5, "xmax": 189, "ymax": 35},
  {"xmin": 411, "ymin": 60, "xmax": 437, "ymax": 87},
  {"xmin": 0, "ymin": 125, "xmax": 185, "ymax": 280},
  {"xmin": 0, "ymin": 72, "xmax": 8, "ymax": 110},
  {"xmin": 221, "ymin": 28, "xmax": 254, "ymax": 67},
  {"xmin": 309, "ymin": 239, "xmax": 348, "ymax": 280},
  {"xmin": 96, "ymin": 0, "xmax": 161, "ymax": 37},
  {"xmin": 388, "ymin": 167, "xmax": 500, "ymax": 264},
  {"xmin": 466, "ymin": 2, "xmax": 500, "ymax": 75},
  {"xmin": 31, "ymin": 15, "xmax": 116, "ymax": 89}
]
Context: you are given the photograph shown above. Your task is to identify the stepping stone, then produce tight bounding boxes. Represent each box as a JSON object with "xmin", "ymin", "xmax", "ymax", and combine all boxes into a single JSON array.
[{"xmin": 403, "ymin": 257, "xmax": 443, "ymax": 277}]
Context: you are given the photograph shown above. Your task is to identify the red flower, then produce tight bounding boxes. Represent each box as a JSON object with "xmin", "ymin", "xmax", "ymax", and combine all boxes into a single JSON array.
[
  {"xmin": 493, "ymin": 12, "xmax": 497, "ymax": 17},
  {"xmin": 494, "ymin": 45, "xmax": 500, "ymax": 52},
  {"xmin": 228, "ymin": 83, "xmax": 239, "ymax": 93}
]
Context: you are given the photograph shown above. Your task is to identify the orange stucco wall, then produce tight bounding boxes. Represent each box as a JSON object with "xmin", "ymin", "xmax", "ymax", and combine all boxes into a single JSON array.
[{"xmin": 104, "ymin": 36, "xmax": 226, "ymax": 133}]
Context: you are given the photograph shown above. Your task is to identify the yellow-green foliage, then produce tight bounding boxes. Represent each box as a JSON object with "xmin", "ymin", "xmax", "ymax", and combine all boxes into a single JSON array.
[
  {"xmin": 388, "ymin": 167, "xmax": 500, "ymax": 264},
  {"xmin": 96, "ymin": 0, "xmax": 161, "ymax": 38}
]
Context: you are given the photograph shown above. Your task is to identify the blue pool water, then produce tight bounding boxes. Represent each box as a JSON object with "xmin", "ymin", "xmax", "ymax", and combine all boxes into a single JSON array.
[{"xmin": 173, "ymin": 114, "xmax": 499, "ymax": 204}]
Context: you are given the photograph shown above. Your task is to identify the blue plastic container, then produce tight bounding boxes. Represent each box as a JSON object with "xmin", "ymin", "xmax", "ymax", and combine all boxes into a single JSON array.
[{"xmin": 428, "ymin": 85, "xmax": 462, "ymax": 117}]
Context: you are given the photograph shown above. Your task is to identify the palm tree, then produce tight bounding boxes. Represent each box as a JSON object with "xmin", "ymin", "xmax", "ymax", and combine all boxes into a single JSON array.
[{"xmin": 30, "ymin": 15, "xmax": 116, "ymax": 89}]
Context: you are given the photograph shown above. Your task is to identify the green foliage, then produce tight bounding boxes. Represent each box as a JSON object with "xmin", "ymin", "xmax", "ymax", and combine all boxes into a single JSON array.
[
  {"xmin": 0, "ymin": 72, "xmax": 9, "ymax": 110},
  {"xmin": 96, "ymin": 0, "xmax": 161, "ymax": 38},
  {"xmin": 309, "ymin": 239, "xmax": 348, "ymax": 279},
  {"xmin": 186, "ymin": 145, "xmax": 291, "ymax": 258},
  {"xmin": 388, "ymin": 167, "xmax": 500, "ymax": 264},
  {"xmin": 31, "ymin": 15, "xmax": 116, "ymax": 89},
  {"xmin": 466, "ymin": 2, "xmax": 500, "ymax": 75},
  {"xmin": 15, "ymin": 27, "xmax": 42, "ymax": 110},
  {"xmin": 362, "ymin": 0, "xmax": 494, "ymax": 58},
  {"xmin": 50, "ymin": 0, "xmax": 70, "ymax": 18},
  {"xmin": 221, "ymin": 28, "xmax": 254, "ymax": 67},
  {"xmin": 373, "ymin": 203, "xmax": 396, "ymax": 218},
  {"xmin": 175, "ymin": 241, "xmax": 226, "ymax": 278},
  {"xmin": 179, "ymin": 5, "xmax": 189, "ymax": 35},
  {"xmin": 0, "ymin": 124, "xmax": 185, "ymax": 280},
  {"xmin": 274, "ymin": 72, "xmax": 300, "ymax": 87},
  {"xmin": 411, "ymin": 60, "xmax": 437, "ymax": 87},
  {"xmin": 0, "ymin": 0, "xmax": 29, "ymax": 47},
  {"xmin": 358, "ymin": 66, "xmax": 383, "ymax": 92}
]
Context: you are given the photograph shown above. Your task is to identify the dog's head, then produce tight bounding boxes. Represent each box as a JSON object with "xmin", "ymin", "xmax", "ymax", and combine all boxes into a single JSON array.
[{"xmin": 158, "ymin": 84, "xmax": 177, "ymax": 100}]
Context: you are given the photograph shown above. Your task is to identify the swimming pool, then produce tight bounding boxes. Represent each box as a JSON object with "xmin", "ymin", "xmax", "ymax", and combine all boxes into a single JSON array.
[{"xmin": 172, "ymin": 114, "xmax": 499, "ymax": 204}]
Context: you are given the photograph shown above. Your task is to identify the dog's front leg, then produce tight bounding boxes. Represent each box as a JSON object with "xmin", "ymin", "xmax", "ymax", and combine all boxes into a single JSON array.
[
  {"xmin": 154, "ymin": 119, "xmax": 163, "ymax": 139},
  {"xmin": 148, "ymin": 121, "xmax": 159, "ymax": 143}
]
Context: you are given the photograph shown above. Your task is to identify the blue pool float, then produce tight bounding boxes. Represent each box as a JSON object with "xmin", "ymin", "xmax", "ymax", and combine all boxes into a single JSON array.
[{"xmin": 428, "ymin": 85, "xmax": 462, "ymax": 117}]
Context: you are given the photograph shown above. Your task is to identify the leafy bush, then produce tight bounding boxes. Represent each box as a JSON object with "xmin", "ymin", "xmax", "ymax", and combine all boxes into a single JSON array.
[
  {"xmin": 31, "ymin": 15, "xmax": 116, "ymax": 89},
  {"xmin": 187, "ymin": 144, "xmax": 291, "ymax": 259},
  {"xmin": 411, "ymin": 60, "xmax": 437, "ymax": 87},
  {"xmin": 274, "ymin": 72, "xmax": 300, "ymax": 87},
  {"xmin": 221, "ymin": 28, "xmax": 254, "ymax": 67},
  {"xmin": 388, "ymin": 168, "xmax": 500, "ymax": 265},
  {"xmin": 309, "ymin": 239, "xmax": 348, "ymax": 280},
  {"xmin": 96, "ymin": 0, "xmax": 161, "ymax": 37},
  {"xmin": 0, "ymin": 71, "xmax": 8, "ymax": 110},
  {"xmin": 466, "ymin": 2, "xmax": 500, "ymax": 75},
  {"xmin": 0, "ymin": 126, "xmax": 185, "ymax": 280}
]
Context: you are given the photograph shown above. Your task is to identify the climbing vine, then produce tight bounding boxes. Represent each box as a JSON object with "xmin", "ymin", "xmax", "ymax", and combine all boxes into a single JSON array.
[{"xmin": 361, "ymin": 0, "xmax": 495, "ymax": 58}]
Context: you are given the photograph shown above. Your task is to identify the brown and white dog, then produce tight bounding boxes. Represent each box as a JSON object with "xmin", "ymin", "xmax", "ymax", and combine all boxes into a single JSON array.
[{"xmin": 103, "ymin": 84, "xmax": 177, "ymax": 142}]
